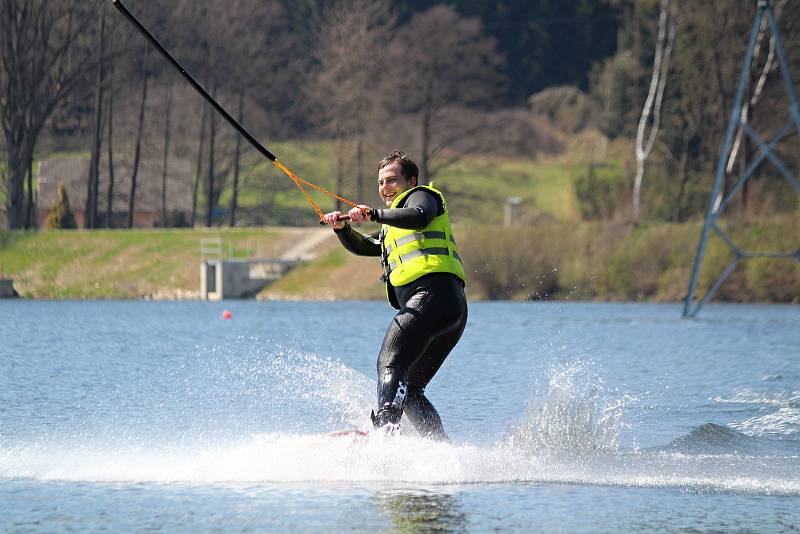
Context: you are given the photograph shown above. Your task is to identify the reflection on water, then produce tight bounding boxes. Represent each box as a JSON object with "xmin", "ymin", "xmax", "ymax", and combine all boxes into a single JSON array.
[{"xmin": 377, "ymin": 490, "xmax": 468, "ymax": 533}]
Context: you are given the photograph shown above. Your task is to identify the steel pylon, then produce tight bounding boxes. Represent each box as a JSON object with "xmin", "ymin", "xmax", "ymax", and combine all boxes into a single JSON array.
[{"xmin": 683, "ymin": 0, "xmax": 800, "ymax": 318}]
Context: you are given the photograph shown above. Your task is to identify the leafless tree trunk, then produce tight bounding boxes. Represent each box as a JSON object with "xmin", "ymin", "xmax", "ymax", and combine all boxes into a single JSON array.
[
  {"xmin": 161, "ymin": 80, "xmax": 173, "ymax": 227},
  {"xmin": 191, "ymin": 104, "xmax": 208, "ymax": 228},
  {"xmin": 205, "ymin": 85, "xmax": 217, "ymax": 228},
  {"xmin": 229, "ymin": 90, "xmax": 244, "ymax": 227},
  {"xmin": 355, "ymin": 137, "xmax": 364, "ymax": 203},
  {"xmin": 633, "ymin": 0, "xmax": 675, "ymax": 222},
  {"xmin": 673, "ymin": 130, "xmax": 690, "ymax": 222},
  {"xmin": 335, "ymin": 140, "xmax": 346, "ymax": 212},
  {"xmin": 420, "ymin": 81, "xmax": 433, "ymax": 179},
  {"xmin": 106, "ymin": 40, "xmax": 116, "ymax": 228},
  {"xmin": 598, "ymin": 60, "xmax": 615, "ymax": 163},
  {"xmin": 739, "ymin": 133, "xmax": 751, "ymax": 215},
  {"xmin": 86, "ymin": 2, "xmax": 106, "ymax": 229},
  {"xmin": 24, "ymin": 159, "xmax": 34, "ymax": 229},
  {"xmin": 128, "ymin": 47, "xmax": 149, "ymax": 229}
]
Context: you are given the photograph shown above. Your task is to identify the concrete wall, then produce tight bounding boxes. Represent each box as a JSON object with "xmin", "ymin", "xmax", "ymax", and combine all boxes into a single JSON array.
[
  {"xmin": 0, "ymin": 279, "xmax": 18, "ymax": 298},
  {"xmin": 201, "ymin": 260, "xmax": 288, "ymax": 300}
]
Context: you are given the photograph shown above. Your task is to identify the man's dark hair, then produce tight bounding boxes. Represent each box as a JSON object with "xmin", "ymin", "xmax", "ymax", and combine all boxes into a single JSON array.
[{"xmin": 378, "ymin": 150, "xmax": 419, "ymax": 181}]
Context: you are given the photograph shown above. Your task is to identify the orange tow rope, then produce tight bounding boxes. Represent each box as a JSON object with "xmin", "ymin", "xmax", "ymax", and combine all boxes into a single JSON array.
[{"xmin": 272, "ymin": 160, "xmax": 361, "ymax": 220}]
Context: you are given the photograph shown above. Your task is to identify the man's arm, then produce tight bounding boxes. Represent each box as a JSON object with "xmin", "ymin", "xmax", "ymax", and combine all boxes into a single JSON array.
[
  {"xmin": 334, "ymin": 223, "xmax": 381, "ymax": 256},
  {"xmin": 372, "ymin": 189, "xmax": 441, "ymax": 229}
]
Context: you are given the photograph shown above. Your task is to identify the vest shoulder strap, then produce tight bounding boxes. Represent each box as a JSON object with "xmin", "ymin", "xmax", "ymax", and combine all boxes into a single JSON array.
[{"xmin": 392, "ymin": 185, "xmax": 446, "ymax": 213}]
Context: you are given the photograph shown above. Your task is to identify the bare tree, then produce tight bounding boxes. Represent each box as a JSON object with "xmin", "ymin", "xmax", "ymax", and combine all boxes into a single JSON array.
[
  {"xmin": 387, "ymin": 6, "xmax": 505, "ymax": 179},
  {"xmin": 138, "ymin": 0, "xmax": 294, "ymax": 227},
  {"xmin": 86, "ymin": 2, "xmax": 107, "ymax": 229},
  {"xmin": 160, "ymin": 78, "xmax": 173, "ymax": 227},
  {"xmin": 168, "ymin": 0, "xmax": 212, "ymax": 229},
  {"xmin": 312, "ymin": 0, "xmax": 395, "ymax": 204},
  {"xmin": 24, "ymin": 160, "xmax": 34, "ymax": 228},
  {"xmin": 127, "ymin": 46, "xmax": 150, "ymax": 229},
  {"xmin": 191, "ymin": 105, "xmax": 208, "ymax": 228},
  {"xmin": 0, "ymin": 0, "xmax": 99, "ymax": 230},
  {"xmin": 205, "ymin": 83, "xmax": 218, "ymax": 228},
  {"xmin": 632, "ymin": 0, "xmax": 675, "ymax": 222},
  {"xmin": 229, "ymin": 91, "xmax": 243, "ymax": 227},
  {"xmin": 213, "ymin": 0, "xmax": 295, "ymax": 225},
  {"xmin": 106, "ymin": 36, "xmax": 117, "ymax": 228}
]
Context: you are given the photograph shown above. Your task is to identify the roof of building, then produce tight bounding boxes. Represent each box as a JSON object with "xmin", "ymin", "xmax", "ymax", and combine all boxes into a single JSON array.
[{"xmin": 37, "ymin": 155, "xmax": 194, "ymax": 213}]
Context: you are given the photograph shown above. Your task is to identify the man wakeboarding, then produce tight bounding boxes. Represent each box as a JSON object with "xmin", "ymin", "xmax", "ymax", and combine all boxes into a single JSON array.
[{"xmin": 322, "ymin": 150, "xmax": 468, "ymax": 441}]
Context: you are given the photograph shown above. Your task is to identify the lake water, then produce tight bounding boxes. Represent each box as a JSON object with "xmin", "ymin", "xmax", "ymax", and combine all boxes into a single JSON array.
[{"xmin": 1, "ymin": 300, "xmax": 798, "ymax": 532}]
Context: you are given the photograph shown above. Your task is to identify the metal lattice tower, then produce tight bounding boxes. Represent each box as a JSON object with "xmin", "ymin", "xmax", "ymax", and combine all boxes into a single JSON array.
[{"xmin": 683, "ymin": 0, "xmax": 800, "ymax": 318}]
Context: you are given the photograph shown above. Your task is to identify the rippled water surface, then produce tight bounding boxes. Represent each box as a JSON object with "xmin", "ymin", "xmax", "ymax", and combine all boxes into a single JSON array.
[{"xmin": 1, "ymin": 301, "xmax": 798, "ymax": 532}]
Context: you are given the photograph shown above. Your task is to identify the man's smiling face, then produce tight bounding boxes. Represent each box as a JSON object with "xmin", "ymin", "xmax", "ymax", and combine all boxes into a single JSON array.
[{"xmin": 377, "ymin": 162, "xmax": 417, "ymax": 207}]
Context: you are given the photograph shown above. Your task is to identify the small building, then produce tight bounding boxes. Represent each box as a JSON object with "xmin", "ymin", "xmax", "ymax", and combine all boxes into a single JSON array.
[{"xmin": 37, "ymin": 155, "xmax": 194, "ymax": 228}]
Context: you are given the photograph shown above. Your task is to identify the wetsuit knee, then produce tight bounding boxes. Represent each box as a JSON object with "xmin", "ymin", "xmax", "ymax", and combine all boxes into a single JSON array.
[{"xmin": 373, "ymin": 366, "xmax": 407, "ymax": 428}]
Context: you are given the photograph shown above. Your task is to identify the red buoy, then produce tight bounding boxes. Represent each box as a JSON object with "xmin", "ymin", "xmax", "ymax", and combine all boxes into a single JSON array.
[{"xmin": 222, "ymin": 310, "xmax": 233, "ymax": 320}]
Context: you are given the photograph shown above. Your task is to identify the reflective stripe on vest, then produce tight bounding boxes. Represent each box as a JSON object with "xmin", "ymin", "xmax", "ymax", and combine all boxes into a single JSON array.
[
  {"xmin": 384, "ymin": 231, "xmax": 456, "ymax": 255},
  {"xmin": 388, "ymin": 247, "xmax": 463, "ymax": 271}
]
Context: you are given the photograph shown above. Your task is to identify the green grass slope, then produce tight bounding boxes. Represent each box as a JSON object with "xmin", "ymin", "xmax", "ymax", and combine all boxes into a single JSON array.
[{"xmin": 0, "ymin": 228, "xmax": 289, "ymax": 298}]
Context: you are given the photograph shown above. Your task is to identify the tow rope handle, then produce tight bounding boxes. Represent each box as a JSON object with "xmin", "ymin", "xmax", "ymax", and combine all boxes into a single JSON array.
[
  {"xmin": 319, "ymin": 214, "xmax": 352, "ymax": 225},
  {"xmin": 317, "ymin": 209, "xmax": 373, "ymax": 225}
]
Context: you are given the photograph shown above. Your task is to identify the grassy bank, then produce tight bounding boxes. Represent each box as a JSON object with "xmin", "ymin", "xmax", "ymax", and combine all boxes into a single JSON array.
[
  {"xmin": 0, "ymin": 228, "xmax": 299, "ymax": 298},
  {"xmin": 1, "ymin": 218, "xmax": 797, "ymax": 302}
]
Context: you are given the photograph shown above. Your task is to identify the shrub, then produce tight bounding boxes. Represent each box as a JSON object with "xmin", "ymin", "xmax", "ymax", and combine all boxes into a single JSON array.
[
  {"xmin": 745, "ymin": 258, "xmax": 800, "ymax": 302},
  {"xmin": 477, "ymin": 109, "xmax": 564, "ymax": 158},
  {"xmin": 45, "ymin": 184, "xmax": 77, "ymax": 230},
  {"xmin": 456, "ymin": 218, "xmax": 797, "ymax": 302},
  {"xmin": 528, "ymin": 85, "xmax": 592, "ymax": 133},
  {"xmin": 596, "ymin": 224, "xmax": 695, "ymax": 300},
  {"xmin": 460, "ymin": 221, "xmax": 564, "ymax": 300},
  {"xmin": 574, "ymin": 163, "xmax": 628, "ymax": 221}
]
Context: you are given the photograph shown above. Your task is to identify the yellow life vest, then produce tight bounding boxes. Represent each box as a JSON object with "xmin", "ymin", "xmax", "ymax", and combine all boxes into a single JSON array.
[{"xmin": 380, "ymin": 184, "xmax": 466, "ymax": 289}]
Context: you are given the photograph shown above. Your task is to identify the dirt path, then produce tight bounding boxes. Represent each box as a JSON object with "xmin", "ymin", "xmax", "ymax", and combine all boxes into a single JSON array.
[{"xmin": 278, "ymin": 227, "xmax": 335, "ymax": 261}]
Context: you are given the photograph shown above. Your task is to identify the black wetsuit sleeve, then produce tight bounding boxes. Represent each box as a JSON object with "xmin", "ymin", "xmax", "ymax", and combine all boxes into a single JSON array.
[
  {"xmin": 372, "ymin": 190, "xmax": 441, "ymax": 229},
  {"xmin": 333, "ymin": 223, "xmax": 381, "ymax": 256}
]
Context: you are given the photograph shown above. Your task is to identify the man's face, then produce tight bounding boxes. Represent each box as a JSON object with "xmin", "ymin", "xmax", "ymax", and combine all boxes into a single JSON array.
[{"xmin": 377, "ymin": 162, "xmax": 416, "ymax": 207}]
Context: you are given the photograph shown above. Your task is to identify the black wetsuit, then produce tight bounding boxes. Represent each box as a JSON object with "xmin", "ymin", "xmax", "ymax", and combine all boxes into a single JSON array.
[{"xmin": 334, "ymin": 189, "xmax": 468, "ymax": 439}]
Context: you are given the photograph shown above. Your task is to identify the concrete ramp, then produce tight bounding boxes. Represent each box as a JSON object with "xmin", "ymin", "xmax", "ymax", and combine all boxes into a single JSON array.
[
  {"xmin": 200, "ymin": 228, "xmax": 335, "ymax": 300},
  {"xmin": 278, "ymin": 228, "xmax": 334, "ymax": 262}
]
